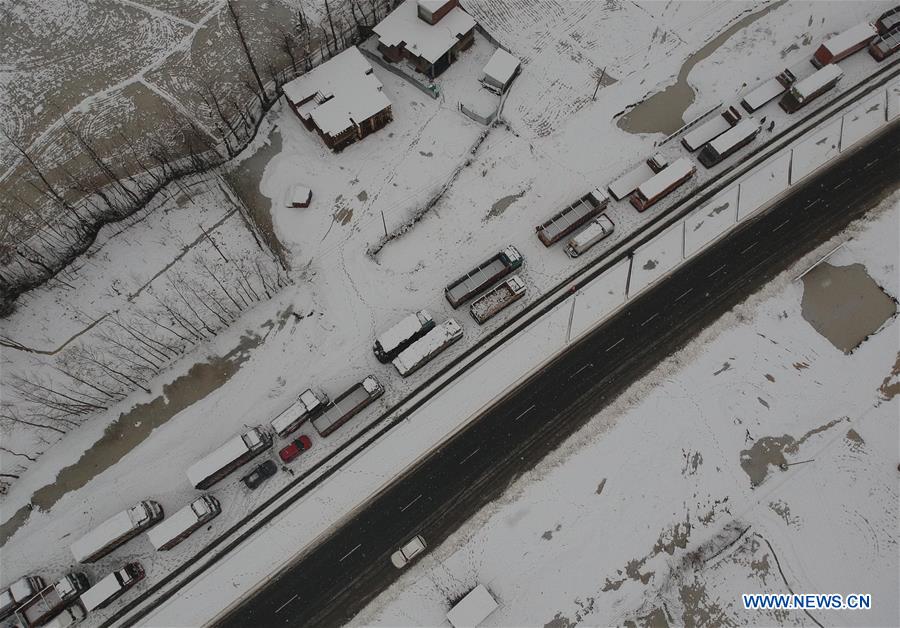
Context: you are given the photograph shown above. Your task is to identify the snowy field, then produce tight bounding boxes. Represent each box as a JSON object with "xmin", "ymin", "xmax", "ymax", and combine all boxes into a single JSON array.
[
  {"xmin": 1, "ymin": 0, "xmax": 898, "ymax": 622},
  {"xmin": 355, "ymin": 192, "xmax": 900, "ymax": 628}
]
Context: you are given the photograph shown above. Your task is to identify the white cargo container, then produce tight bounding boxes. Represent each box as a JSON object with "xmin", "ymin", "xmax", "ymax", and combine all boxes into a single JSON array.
[
  {"xmin": 565, "ymin": 214, "xmax": 615, "ymax": 257},
  {"xmin": 79, "ymin": 563, "xmax": 144, "ymax": 613},
  {"xmin": 186, "ymin": 427, "xmax": 272, "ymax": 490},
  {"xmin": 146, "ymin": 496, "xmax": 221, "ymax": 551},
  {"xmin": 447, "ymin": 584, "xmax": 500, "ymax": 628},
  {"xmin": 741, "ymin": 77, "xmax": 786, "ymax": 112},
  {"xmin": 698, "ymin": 118, "xmax": 761, "ymax": 168},
  {"xmin": 393, "ymin": 319, "xmax": 463, "ymax": 377},
  {"xmin": 373, "ymin": 310, "xmax": 435, "ymax": 362},
  {"xmin": 780, "ymin": 65, "xmax": 843, "ymax": 113},
  {"xmin": 630, "ymin": 158, "xmax": 696, "ymax": 211},
  {"xmin": 270, "ymin": 389, "xmax": 329, "ymax": 437},
  {"xmin": 607, "ymin": 161, "xmax": 656, "ymax": 201},
  {"xmin": 70, "ymin": 501, "xmax": 163, "ymax": 563}
]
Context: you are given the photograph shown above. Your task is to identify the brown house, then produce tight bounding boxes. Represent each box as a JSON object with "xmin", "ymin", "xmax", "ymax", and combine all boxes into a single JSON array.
[
  {"xmin": 373, "ymin": 0, "xmax": 476, "ymax": 79},
  {"xmin": 282, "ymin": 47, "xmax": 393, "ymax": 151}
]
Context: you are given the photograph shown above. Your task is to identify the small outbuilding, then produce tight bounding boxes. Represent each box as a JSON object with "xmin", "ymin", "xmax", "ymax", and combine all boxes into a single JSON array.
[
  {"xmin": 288, "ymin": 185, "xmax": 312, "ymax": 208},
  {"xmin": 373, "ymin": 0, "xmax": 476, "ymax": 79},
  {"xmin": 282, "ymin": 47, "xmax": 393, "ymax": 151},
  {"xmin": 481, "ymin": 48, "xmax": 520, "ymax": 93},
  {"xmin": 446, "ymin": 584, "xmax": 499, "ymax": 628}
]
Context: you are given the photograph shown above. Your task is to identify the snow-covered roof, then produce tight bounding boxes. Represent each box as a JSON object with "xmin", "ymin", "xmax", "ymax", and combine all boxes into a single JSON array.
[
  {"xmin": 608, "ymin": 162, "xmax": 655, "ymax": 200},
  {"xmin": 792, "ymin": 64, "xmax": 843, "ymax": 100},
  {"xmin": 282, "ymin": 47, "xmax": 391, "ymax": 137},
  {"xmin": 636, "ymin": 158, "xmax": 695, "ymax": 201},
  {"xmin": 290, "ymin": 185, "xmax": 311, "ymax": 205},
  {"xmin": 482, "ymin": 48, "xmax": 520, "ymax": 85},
  {"xmin": 80, "ymin": 573, "xmax": 121, "ymax": 612},
  {"xmin": 682, "ymin": 114, "xmax": 731, "ymax": 151},
  {"xmin": 186, "ymin": 431, "xmax": 256, "ymax": 488},
  {"xmin": 741, "ymin": 77, "xmax": 786, "ymax": 111},
  {"xmin": 417, "ymin": 0, "xmax": 448, "ymax": 12},
  {"xmin": 447, "ymin": 584, "xmax": 499, "ymax": 628},
  {"xmin": 376, "ymin": 310, "xmax": 433, "ymax": 355},
  {"xmin": 570, "ymin": 215, "xmax": 614, "ymax": 248},
  {"xmin": 70, "ymin": 505, "xmax": 144, "ymax": 562},
  {"xmin": 393, "ymin": 319, "xmax": 462, "ymax": 375},
  {"xmin": 373, "ymin": 0, "xmax": 476, "ymax": 65},
  {"xmin": 821, "ymin": 22, "xmax": 877, "ymax": 55},
  {"xmin": 708, "ymin": 118, "xmax": 759, "ymax": 154},
  {"xmin": 147, "ymin": 498, "xmax": 215, "ymax": 550},
  {"xmin": 9, "ymin": 577, "xmax": 37, "ymax": 601}
]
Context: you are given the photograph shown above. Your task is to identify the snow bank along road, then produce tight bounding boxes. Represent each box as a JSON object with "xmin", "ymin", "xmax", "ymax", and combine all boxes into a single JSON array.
[
  {"xmin": 219, "ymin": 120, "xmax": 900, "ymax": 628},
  {"xmin": 106, "ymin": 57, "xmax": 900, "ymax": 627}
]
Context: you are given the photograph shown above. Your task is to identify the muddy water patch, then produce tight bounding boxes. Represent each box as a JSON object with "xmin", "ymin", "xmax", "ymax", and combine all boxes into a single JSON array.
[
  {"xmin": 617, "ymin": 0, "xmax": 788, "ymax": 135},
  {"xmin": 485, "ymin": 189, "xmax": 526, "ymax": 221},
  {"xmin": 800, "ymin": 262, "xmax": 897, "ymax": 354},
  {"xmin": 740, "ymin": 417, "xmax": 846, "ymax": 487},
  {"xmin": 0, "ymin": 330, "xmax": 265, "ymax": 548}
]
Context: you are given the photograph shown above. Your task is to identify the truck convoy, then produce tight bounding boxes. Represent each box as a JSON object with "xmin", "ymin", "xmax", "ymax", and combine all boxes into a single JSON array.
[
  {"xmin": 373, "ymin": 310, "xmax": 435, "ymax": 362},
  {"xmin": 681, "ymin": 106, "xmax": 742, "ymax": 151},
  {"xmin": 812, "ymin": 22, "xmax": 878, "ymax": 67},
  {"xmin": 1, "ymin": 577, "xmax": 45, "ymax": 621},
  {"xmin": 147, "ymin": 496, "xmax": 221, "ymax": 551},
  {"xmin": 311, "ymin": 376, "xmax": 384, "ymax": 437},
  {"xmin": 79, "ymin": 563, "xmax": 144, "ymax": 613},
  {"xmin": 14, "ymin": 573, "xmax": 89, "ymax": 628},
  {"xmin": 535, "ymin": 188, "xmax": 609, "ymax": 246},
  {"xmin": 270, "ymin": 389, "xmax": 329, "ymax": 437},
  {"xmin": 565, "ymin": 214, "xmax": 615, "ymax": 258},
  {"xmin": 187, "ymin": 427, "xmax": 272, "ymax": 490},
  {"xmin": 70, "ymin": 500, "xmax": 163, "ymax": 563},
  {"xmin": 629, "ymin": 158, "xmax": 696, "ymax": 212},
  {"xmin": 392, "ymin": 319, "xmax": 463, "ymax": 376},
  {"xmin": 697, "ymin": 118, "xmax": 761, "ymax": 168},
  {"xmin": 779, "ymin": 64, "xmax": 843, "ymax": 113},
  {"xmin": 470, "ymin": 276, "xmax": 527, "ymax": 323},
  {"xmin": 445, "ymin": 246, "xmax": 524, "ymax": 308}
]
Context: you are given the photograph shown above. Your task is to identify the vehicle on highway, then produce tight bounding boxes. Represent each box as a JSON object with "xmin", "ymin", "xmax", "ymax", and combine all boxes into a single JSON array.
[
  {"xmin": 14, "ymin": 573, "xmax": 89, "ymax": 628},
  {"xmin": 70, "ymin": 500, "xmax": 163, "ymax": 563},
  {"xmin": 779, "ymin": 64, "xmax": 843, "ymax": 113},
  {"xmin": 629, "ymin": 158, "xmax": 696, "ymax": 211},
  {"xmin": 374, "ymin": 310, "xmax": 435, "ymax": 362},
  {"xmin": 187, "ymin": 427, "xmax": 273, "ymax": 490},
  {"xmin": 390, "ymin": 535, "xmax": 427, "ymax": 568},
  {"xmin": 270, "ymin": 389, "xmax": 329, "ymax": 438},
  {"xmin": 80, "ymin": 562, "xmax": 144, "ymax": 613},
  {"xmin": 242, "ymin": 460, "xmax": 278, "ymax": 489},
  {"xmin": 279, "ymin": 435, "xmax": 313, "ymax": 463},
  {"xmin": 470, "ymin": 276, "xmax": 527, "ymax": 323},
  {"xmin": 445, "ymin": 246, "xmax": 523, "ymax": 308},
  {"xmin": 0, "ymin": 576, "xmax": 45, "ymax": 621},
  {"xmin": 146, "ymin": 496, "xmax": 221, "ymax": 551},
  {"xmin": 565, "ymin": 214, "xmax": 615, "ymax": 258},
  {"xmin": 535, "ymin": 188, "xmax": 609, "ymax": 246},
  {"xmin": 312, "ymin": 376, "xmax": 384, "ymax": 437}
]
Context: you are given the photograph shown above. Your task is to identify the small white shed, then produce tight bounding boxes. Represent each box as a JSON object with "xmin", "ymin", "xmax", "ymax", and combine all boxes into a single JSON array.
[
  {"xmin": 482, "ymin": 48, "xmax": 520, "ymax": 93},
  {"xmin": 289, "ymin": 185, "xmax": 312, "ymax": 208},
  {"xmin": 447, "ymin": 584, "xmax": 499, "ymax": 628}
]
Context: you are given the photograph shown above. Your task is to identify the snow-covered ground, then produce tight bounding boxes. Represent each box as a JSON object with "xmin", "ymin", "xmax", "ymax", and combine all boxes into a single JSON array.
[
  {"xmin": 2, "ymin": 0, "xmax": 897, "ymax": 623},
  {"xmin": 355, "ymin": 192, "xmax": 900, "ymax": 628}
]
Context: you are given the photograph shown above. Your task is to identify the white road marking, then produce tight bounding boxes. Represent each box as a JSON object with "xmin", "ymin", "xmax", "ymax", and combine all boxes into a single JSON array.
[
  {"xmin": 460, "ymin": 448, "xmax": 481, "ymax": 464},
  {"xmin": 772, "ymin": 218, "xmax": 790, "ymax": 232},
  {"xmin": 741, "ymin": 242, "xmax": 758, "ymax": 254},
  {"xmin": 864, "ymin": 159, "xmax": 878, "ymax": 170},
  {"xmin": 707, "ymin": 264, "xmax": 726, "ymax": 278},
  {"xmin": 675, "ymin": 288, "xmax": 693, "ymax": 302},
  {"xmin": 400, "ymin": 494, "xmax": 422, "ymax": 512},
  {"xmin": 571, "ymin": 363, "xmax": 592, "ymax": 378},
  {"xmin": 513, "ymin": 404, "xmax": 535, "ymax": 422},
  {"xmin": 805, "ymin": 199, "xmax": 820, "ymax": 210},
  {"xmin": 640, "ymin": 312, "xmax": 659, "ymax": 327},
  {"xmin": 834, "ymin": 178, "xmax": 850, "ymax": 189},
  {"xmin": 339, "ymin": 544, "xmax": 361, "ymax": 562},
  {"xmin": 606, "ymin": 338, "xmax": 624, "ymax": 351},
  {"xmin": 275, "ymin": 594, "xmax": 298, "ymax": 614}
]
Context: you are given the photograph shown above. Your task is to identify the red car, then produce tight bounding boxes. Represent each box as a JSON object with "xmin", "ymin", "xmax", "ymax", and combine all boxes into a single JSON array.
[{"xmin": 279, "ymin": 435, "xmax": 312, "ymax": 463}]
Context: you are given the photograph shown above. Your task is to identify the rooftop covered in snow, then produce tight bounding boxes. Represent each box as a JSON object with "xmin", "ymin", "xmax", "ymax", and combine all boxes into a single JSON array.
[
  {"xmin": 373, "ymin": 0, "xmax": 476, "ymax": 64},
  {"xmin": 446, "ymin": 584, "xmax": 499, "ymax": 628},
  {"xmin": 282, "ymin": 47, "xmax": 391, "ymax": 137},
  {"xmin": 482, "ymin": 48, "xmax": 520, "ymax": 87}
]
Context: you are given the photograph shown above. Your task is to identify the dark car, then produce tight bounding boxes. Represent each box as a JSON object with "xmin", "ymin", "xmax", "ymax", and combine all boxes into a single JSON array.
[
  {"xmin": 279, "ymin": 435, "xmax": 312, "ymax": 463},
  {"xmin": 242, "ymin": 460, "xmax": 278, "ymax": 489}
]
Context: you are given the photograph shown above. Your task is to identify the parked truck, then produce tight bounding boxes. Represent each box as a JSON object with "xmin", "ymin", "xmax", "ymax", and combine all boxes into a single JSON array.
[
  {"xmin": 877, "ymin": 6, "xmax": 900, "ymax": 34},
  {"xmin": 312, "ymin": 376, "xmax": 384, "ymax": 437},
  {"xmin": 470, "ymin": 276, "xmax": 527, "ymax": 324},
  {"xmin": 445, "ymin": 246, "xmax": 523, "ymax": 308},
  {"xmin": 1, "ymin": 577, "xmax": 45, "ymax": 621},
  {"xmin": 870, "ymin": 27, "xmax": 900, "ymax": 61},
  {"xmin": 41, "ymin": 604, "xmax": 86, "ymax": 628},
  {"xmin": 15, "ymin": 573, "xmax": 89, "ymax": 628},
  {"xmin": 812, "ymin": 22, "xmax": 877, "ymax": 67},
  {"xmin": 779, "ymin": 64, "xmax": 843, "ymax": 113},
  {"xmin": 373, "ymin": 310, "xmax": 435, "ymax": 362},
  {"xmin": 698, "ymin": 118, "xmax": 761, "ymax": 168},
  {"xmin": 270, "ymin": 389, "xmax": 329, "ymax": 438},
  {"xmin": 147, "ymin": 495, "xmax": 221, "ymax": 551},
  {"xmin": 607, "ymin": 153, "xmax": 669, "ymax": 201},
  {"xmin": 535, "ymin": 188, "xmax": 609, "ymax": 246},
  {"xmin": 70, "ymin": 500, "xmax": 163, "ymax": 563},
  {"xmin": 629, "ymin": 158, "xmax": 696, "ymax": 212},
  {"xmin": 79, "ymin": 563, "xmax": 144, "ymax": 613},
  {"xmin": 393, "ymin": 319, "xmax": 463, "ymax": 376},
  {"xmin": 681, "ymin": 106, "xmax": 741, "ymax": 151},
  {"xmin": 186, "ymin": 427, "xmax": 272, "ymax": 489},
  {"xmin": 565, "ymin": 214, "xmax": 615, "ymax": 258}
]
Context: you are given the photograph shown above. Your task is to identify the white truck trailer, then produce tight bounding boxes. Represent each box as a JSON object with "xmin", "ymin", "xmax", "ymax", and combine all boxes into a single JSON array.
[
  {"xmin": 186, "ymin": 427, "xmax": 273, "ymax": 489},
  {"xmin": 697, "ymin": 118, "xmax": 761, "ymax": 168},
  {"xmin": 779, "ymin": 64, "xmax": 843, "ymax": 113},
  {"xmin": 146, "ymin": 495, "xmax": 221, "ymax": 551},
  {"xmin": 270, "ymin": 389, "xmax": 329, "ymax": 438},
  {"xmin": 565, "ymin": 214, "xmax": 615, "ymax": 257},
  {"xmin": 70, "ymin": 500, "xmax": 163, "ymax": 563},
  {"xmin": 79, "ymin": 563, "xmax": 144, "ymax": 613},
  {"xmin": 392, "ymin": 319, "xmax": 464, "ymax": 376},
  {"xmin": 373, "ymin": 310, "xmax": 435, "ymax": 362}
]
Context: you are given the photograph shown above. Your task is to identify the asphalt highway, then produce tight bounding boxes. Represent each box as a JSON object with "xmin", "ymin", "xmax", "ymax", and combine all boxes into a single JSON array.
[{"xmin": 219, "ymin": 122, "xmax": 900, "ymax": 628}]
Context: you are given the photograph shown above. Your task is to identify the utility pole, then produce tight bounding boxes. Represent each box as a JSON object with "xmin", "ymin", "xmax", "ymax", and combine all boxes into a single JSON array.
[
  {"xmin": 381, "ymin": 210, "xmax": 388, "ymax": 237},
  {"xmin": 592, "ymin": 67, "xmax": 607, "ymax": 101}
]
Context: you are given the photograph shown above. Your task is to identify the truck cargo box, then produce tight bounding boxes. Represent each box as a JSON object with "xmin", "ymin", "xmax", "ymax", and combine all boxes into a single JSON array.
[
  {"xmin": 71, "ymin": 501, "xmax": 163, "ymax": 563},
  {"xmin": 445, "ymin": 246, "xmax": 523, "ymax": 308},
  {"xmin": 270, "ymin": 389, "xmax": 328, "ymax": 437},
  {"xmin": 470, "ymin": 276, "xmax": 527, "ymax": 324},
  {"xmin": 629, "ymin": 158, "xmax": 696, "ymax": 211},
  {"xmin": 813, "ymin": 22, "xmax": 877, "ymax": 66},
  {"xmin": 565, "ymin": 214, "xmax": 615, "ymax": 258},
  {"xmin": 373, "ymin": 310, "xmax": 435, "ymax": 362},
  {"xmin": 392, "ymin": 319, "xmax": 463, "ymax": 376},
  {"xmin": 535, "ymin": 188, "xmax": 609, "ymax": 246},
  {"xmin": 186, "ymin": 427, "xmax": 272, "ymax": 489},
  {"xmin": 312, "ymin": 376, "xmax": 384, "ymax": 437}
]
